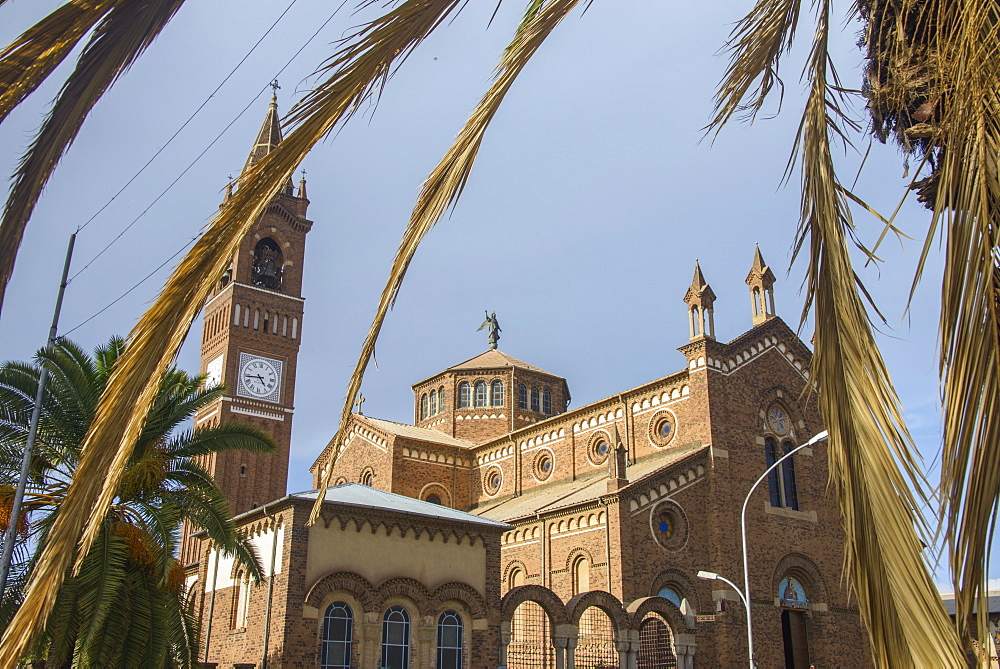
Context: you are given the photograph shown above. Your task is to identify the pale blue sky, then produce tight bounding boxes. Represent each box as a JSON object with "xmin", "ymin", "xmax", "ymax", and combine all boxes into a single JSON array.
[{"xmin": 0, "ymin": 0, "xmax": 981, "ymax": 587}]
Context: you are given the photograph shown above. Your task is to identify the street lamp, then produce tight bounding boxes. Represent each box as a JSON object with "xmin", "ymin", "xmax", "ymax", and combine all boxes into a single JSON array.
[{"xmin": 700, "ymin": 429, "xmax": 829, "ymax": 669}]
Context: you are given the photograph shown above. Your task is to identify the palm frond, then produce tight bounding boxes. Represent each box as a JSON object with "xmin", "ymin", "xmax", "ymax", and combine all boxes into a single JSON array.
[
  {"xmin": 926, "ymin": 0, "xmax": 1000, "ymax": 649},
  {"xmin": 311, "ymin": 0, "xmax": 584, "ymax": 521},
  {"xmin": 0, "ymin": 1, "xmax": 469, "ymax": 659},
  {"xmin": 0, "ymin": 0, "xmax": 186, "ymax": 316},
  {"xmin": 708, "ymin": 0, "xmax": 806, "ymax": 131},
  {"xmin": 0, "ymin": 0, "xmax": 116, "ymax": 122},
  {"xmin": 792, "ymin": 1, "xmax": 963, "ymax": 665}
]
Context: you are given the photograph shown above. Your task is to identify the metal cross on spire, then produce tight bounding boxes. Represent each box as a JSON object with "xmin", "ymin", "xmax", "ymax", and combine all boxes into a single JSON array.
[{"xmin": 270, "ymin": 78, "xmax": 281, "ymax": 97}]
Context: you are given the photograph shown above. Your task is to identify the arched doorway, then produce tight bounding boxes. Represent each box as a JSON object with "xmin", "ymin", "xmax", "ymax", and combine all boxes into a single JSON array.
[
  {"xmin": 575, "ymin": 606, "xmax": 617, "ymax": 668},
  {"xmin": 778, "ymin": 576, "xmax": 811, "ymax": 668},
  {"xmin": 508, "ymin": 600, "xmax": 555, "ymax": 668},
  {"xmin": 637, "ymin": 612, "xmax": 677, "ymax": 668}
]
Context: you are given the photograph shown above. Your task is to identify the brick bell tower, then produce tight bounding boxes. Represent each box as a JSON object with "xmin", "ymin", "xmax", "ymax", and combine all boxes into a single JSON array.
[{"xmin": 180, "ymin": 94, "xmax": 313, "ymax": 566}]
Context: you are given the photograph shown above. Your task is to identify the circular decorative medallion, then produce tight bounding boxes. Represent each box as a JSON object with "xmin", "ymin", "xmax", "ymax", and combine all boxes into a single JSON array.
[
  {"xmin": 767, "ymin": 405, "xmax": 790, "ymax": 436},
  {"xmin": 533, "ymin": 450, "xmax": 554, "ymax": 481},
  {"xmin": 483, "ymin": 466, "xmax": 503, "ymax": 495},
  {"xmin": 648, "ymin": 410, "xmax": 677, "ymax": 447},
  {"xmin": 588, "ymin": 432, "xmax": 611, "ymax": 465},
  {"xmin": 649, "ymin": 500, "xmax": 689, "ymax": 552}
]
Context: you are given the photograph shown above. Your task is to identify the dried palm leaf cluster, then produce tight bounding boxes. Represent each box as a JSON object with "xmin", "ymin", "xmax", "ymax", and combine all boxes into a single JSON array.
[{"xmin": 0, "ymin": 0, "xmax": 997, "ymax": 666}]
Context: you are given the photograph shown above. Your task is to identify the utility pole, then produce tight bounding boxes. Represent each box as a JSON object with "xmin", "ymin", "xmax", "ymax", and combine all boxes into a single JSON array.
[{"xmin": 0, "ymin": 233, "xmax": 76, "ymax": 598}]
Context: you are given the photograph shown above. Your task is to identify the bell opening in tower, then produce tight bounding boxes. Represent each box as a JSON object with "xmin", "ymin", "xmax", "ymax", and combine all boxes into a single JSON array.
[{"xmin": 253, "ymin": 237, "xmax": 284, "ymax": 291}]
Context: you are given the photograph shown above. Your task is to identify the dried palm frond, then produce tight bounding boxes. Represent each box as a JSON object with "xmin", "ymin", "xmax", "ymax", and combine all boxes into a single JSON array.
[
  {"xmin": 0, "ymin": 0, "xmax": 467, "ymax": 662},
  {"xmin": 0, "ymin": 0, "xmax": 116, "ymax": 123},
  {"xmin": 911, "ymin": 2, "xmax": 1000, "ymax": 653},
  {"xmin": 0, "ymin": 0, "xmax": 184, "ymax": 310},
  {"xmin": 711, "ymin": 0, "xmax": 965, "ymax": 664},
  {"xmin": 309, "ymin": 0, "xmax": 584, "ymax": 520}
]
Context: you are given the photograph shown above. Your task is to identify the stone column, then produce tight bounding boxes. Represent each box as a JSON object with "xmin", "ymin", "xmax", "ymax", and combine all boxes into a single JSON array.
[
  {"xmin": 674, "ymin": 633, "xmax": 696, "ymax": 669},
  {"xmin": 418, "ymin": 615, "xmax": 435, "ymax": 668},
  {"xmin": 498, "ymin": 620, "xmax": 511, "ymax": 668},
  {"xmin": 553, "ymin": 635, "xmax": 567, "ymax": 669},
  {"xmin": 361, "ymin": 616, "xmax": 380, "ymax": 668}
]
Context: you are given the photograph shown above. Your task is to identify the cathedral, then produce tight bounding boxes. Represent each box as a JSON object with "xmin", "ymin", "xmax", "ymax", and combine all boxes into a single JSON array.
[{"xmin": 182, "ymin": 98, "xmax": 871, "ymax": 668}]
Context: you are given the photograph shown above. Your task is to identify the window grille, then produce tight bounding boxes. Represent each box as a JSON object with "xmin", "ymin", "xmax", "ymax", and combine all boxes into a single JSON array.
[
  {"xmin": 321, "ymin": 602, "xmax": 353, "ymax": 669},
  {"xmin": 637, "ymin": 613, "xmax": 677, "ymax": 668},
  {"xmin": 530, "ymin": 388, "xmax": 540, "ymax": 412},
  {"xmin": 437, "ymin": 610, "xmax": 463, "ymax": 669},
  {"xmin": 508, "ymin": 601, "xmax": 555, "ymax": 669},
  {"xmin": 491, "ymin": 381, "xmax": 505, "ymax": 407},
  {"xmin": 381, "ymin": 606, "xmax": 410, "ymax": 669},
  {"xmin": 475, "ymin": 381, "xmax": 488, "ymax": 407},
  {"xmin": 421, "ymin": 394, "xmax": 429, "ymax": 420},
  {"xmin": 459, "ymin": 382, "xmax": 472, "ymax": 408},
  {"xmin": 576, "ymin": 607, "xmax": 617, "ymax": 668},
  {"xmin": 542, "ymin": 389, "xmax": 552, "ymax": 414},
  {"xmin": 518, "ymin": 384, "xmax": 528, "ymax": 410}
]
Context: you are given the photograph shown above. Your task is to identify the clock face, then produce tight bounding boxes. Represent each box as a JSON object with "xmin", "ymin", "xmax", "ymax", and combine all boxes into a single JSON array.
[
  {"xmin": 237, "ymin": 353, "xmax": 282, "ymax": 402},
  {"xmin": 767, "ymin": 406, "xmax": 789, "ymax": 435},
  {"xmin": 205, "ymin": 355, "xmax": 224, "ymax": 389}
]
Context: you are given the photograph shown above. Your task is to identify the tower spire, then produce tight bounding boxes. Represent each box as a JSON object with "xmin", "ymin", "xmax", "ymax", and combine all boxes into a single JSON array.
[
  {"xmin": 745, "ymin": 244, "xmax": 776, "ymax": 326},
  {"xmin": 683, "ymin": 260, "xmax": 716, "ymax": 341},
  {"xmin": 241, "ymin": 84, "xmax": 296, "ymax": 194}
]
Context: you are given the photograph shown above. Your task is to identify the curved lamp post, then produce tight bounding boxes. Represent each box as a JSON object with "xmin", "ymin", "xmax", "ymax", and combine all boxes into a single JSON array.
[{"xmin": 699, "ymin": 429, "xmax": 829, "ymax": 669}]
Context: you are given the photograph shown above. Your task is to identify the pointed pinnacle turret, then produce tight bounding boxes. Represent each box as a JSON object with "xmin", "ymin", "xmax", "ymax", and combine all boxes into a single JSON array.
[
  {"xmin": 746, "ymin": 244, "xmax": 776, "ymax": 325},
  {"xmin": 683, "ymin": 259, "xmax": 716, "ymax": 340},
  {"xmin": 243, "ymin": 94, "xmax": 284, "ymax": 173},
  {"xmin": 684, "ymin": 260, "xmax": 716, "ymax": 306}
]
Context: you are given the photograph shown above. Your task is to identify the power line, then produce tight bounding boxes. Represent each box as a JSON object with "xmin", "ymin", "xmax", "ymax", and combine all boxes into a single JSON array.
[
  {"xmin": 63, "ymin": 6, "xmax": 345, "ymax": 337},
  {"xmin": 71, "ymin": 1, "xmax": 343, "ymax": 282},
  {"xmin": 73, "ymin": 0, "xmax": 304, "ymax": 238}
]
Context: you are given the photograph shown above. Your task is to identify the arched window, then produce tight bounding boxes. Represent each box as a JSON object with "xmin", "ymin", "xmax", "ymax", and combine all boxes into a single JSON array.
[
  {"xmin": 542, "ymin": 389, "xmax": 552, "ymax": 414},
  {"xmin": 262, "ymin": 311, "xmax": 269, "ymax": 333},
  {"xmin": 321, "ymin": 602, "xmax": 353, "ymax": 669},
  {"xmin": 231, "ymin": 570, "xmax": 250, "ymax": 629},
  {"xmin": 243, "ymin": 306, "xmax": 250, "ymax": 328},
  {"xmin": 437, "ymin": 610, "xmax": 463, "ymax": 669},
  {"xmin": 765, "ymin": 438, "xmax": 799, "ymax": 509},
  {"xmin": 509, "ymin": 567, "xmax": 525, "ymax": 590},
  {"xmin": 252, "ymin": 237, "xmax": 284, "ymax": 291},
  {"xmin": 491, "ymin": 380, "xmax": 504, "ymax": 407},
  {"xmin": 518, "ymin": 384, "xmax": 528, "ymax": 410},
  {"xmin": 474, "ymin": 381, "xmax": 488, "ymax": 407},
  {"xmin": 429, "ymin": 389, "xmax": 438, "ymax": 416},
  {"xmin": 438, "ymin": 386, "xmax": 446, "ymax": 411},
  {"xmin": 426, "ymin": 493, "xmax": 442, "ymax": 505},
  {"xmin": 291, "ymin": 317, "xmax": 298, "ymax": 339},
  {"xmin": 458, "ymin": 382, "xmax": 472, "ymax": 408},
  {"xmin": 233, "ymin": 303, "xmax": 241, "ymax": 326},
  {"xmin": 421, "ymin": 394, "xmax": 430, "ymax": 420},
  {"xmin": 657, "ymin": 587, "xmax": 682, "ymax": 609},
  {"xmin": 381, "ymin": 606, "xmax": 410, "ymax": 669},
  {"xmin": 282, "ymin": 316, "xmax": 288, "ymax": 336},
  {"xmin": 361, "ymin": 469, "xmax": 374, "ymax": 487},
  {"xmin": 572, "ymin": 555, "xmax": 590, "ymax": 596},
  {"xmin": 530, "ymin": 387, "xmax": 540, "ymax": 412}
]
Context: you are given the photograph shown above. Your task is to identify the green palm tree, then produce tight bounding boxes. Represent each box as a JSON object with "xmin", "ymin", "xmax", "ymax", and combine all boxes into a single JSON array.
[{"xmin": 0, "ymin": 337, "xmax": 272, "ymax": 666}]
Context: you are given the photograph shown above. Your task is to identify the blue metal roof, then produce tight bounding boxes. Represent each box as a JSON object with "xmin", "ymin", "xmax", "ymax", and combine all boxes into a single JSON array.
[{"xmin": 291, "ymin": 483, "xmax": 509, "ymax": 528}]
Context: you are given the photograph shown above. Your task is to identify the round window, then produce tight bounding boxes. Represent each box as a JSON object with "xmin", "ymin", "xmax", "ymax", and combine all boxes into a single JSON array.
[
  {"xmin": 483, "ymin": 467, "xmax": 503, "ymax": 495},
  {"xmin": 648, "ymin": 411, "xmax": 677, "ymax": 447},
  {"xmin": 649, "ymin": 500, "xmax": 688, "ymax": 551},
  {"xmin": 767, "ymin": 404, "xmax": 790, "ymax": 435},
  {"xmin": 533, "ymin": 450, "xmax": 555, "ymax": 481},
  {"xmin": 588, "ymin": 433, "xmax": 611, "ymax": 465}
]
